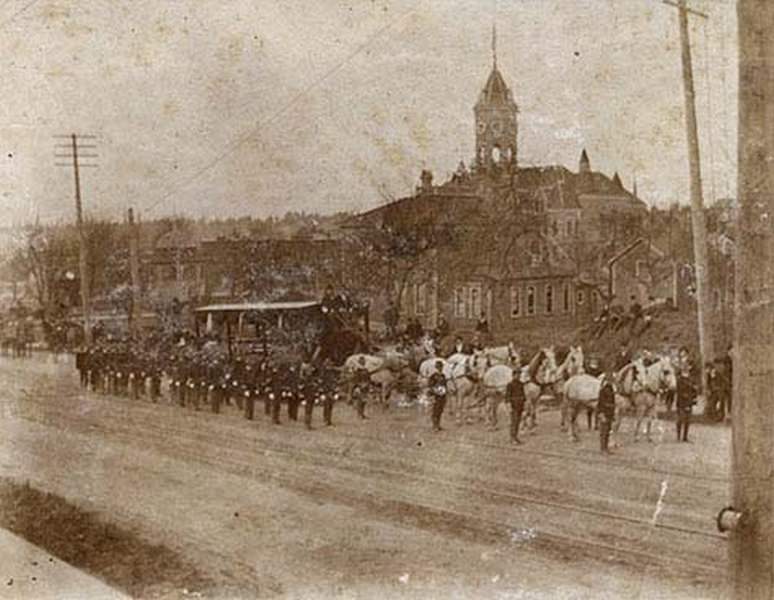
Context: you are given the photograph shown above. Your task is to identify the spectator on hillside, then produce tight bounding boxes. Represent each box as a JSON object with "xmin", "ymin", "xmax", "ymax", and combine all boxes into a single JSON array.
[
  {"xmin": 434, "ymin": 315, "xmax": 450, "ymax": 342},
  {"xmin": 592, "ymin": 298, "xmax": 612, "ymax": 338},
  {"xmin": 383, "ymin": 300, "xmax": 399, "ymax": 339}
]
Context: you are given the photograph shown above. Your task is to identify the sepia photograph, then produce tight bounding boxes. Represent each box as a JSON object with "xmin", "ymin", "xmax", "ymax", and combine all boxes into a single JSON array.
[{"xmin": 0, "ymin": 0, "xmax": 771, "ymax": 598}]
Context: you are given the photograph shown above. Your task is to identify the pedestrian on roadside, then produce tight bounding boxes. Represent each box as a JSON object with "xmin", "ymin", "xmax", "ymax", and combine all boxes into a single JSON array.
[
  {"xmin": 507, "ymin": 367, "xmax": 527, "ymax": 445},
  {"xmin": 676, "ymin": 369, "xmax": 697, "ymax": 442},
  {"xmin": 428, "ymin": 360, "xmax": 448, "ymax": 432},
  {"xmin": 597, "ymin": 370, "xmax": 616, "ymax": 454}
]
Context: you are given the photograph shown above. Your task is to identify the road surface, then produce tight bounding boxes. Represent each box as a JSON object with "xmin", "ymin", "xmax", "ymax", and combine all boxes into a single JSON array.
[{"xmin": 0, "ymin": 355, "xmax": 730, "ymax": 598}]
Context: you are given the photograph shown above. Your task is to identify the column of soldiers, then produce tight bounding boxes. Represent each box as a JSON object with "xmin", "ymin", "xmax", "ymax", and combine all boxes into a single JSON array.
[{"xmin": 74, "ymin": 344, "xmax": 342, "ymax": 430}]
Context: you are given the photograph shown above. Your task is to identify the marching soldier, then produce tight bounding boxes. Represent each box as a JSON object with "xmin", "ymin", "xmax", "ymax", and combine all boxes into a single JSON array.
[
  {"xmin": 286, "ymin": 365, "xmax": 300, "ymax": 421},
  {"xmin": 75, "ymin": 346, "xmax": 88, "ymax": 388},
  {"xmin": 242, "ymin": 360, "xmax": 257, "ymax": 420},
  {"xmin": 270, "ymin": 366, "xmax": 282, "ymax": 424},
  {"xmin": 320, "ymin": 360, "xmax": 337, "ymax": 426},
  {"xmin": 259, "ymin": 358, "xmax": 272, "ymax": 416},
  {"xmin": 428, "ymin": 360, "xmax": 448, "ymax": 432},
  {"xmin": 303, "ymin": 367, "xmax": 318, "ymax": 430}
]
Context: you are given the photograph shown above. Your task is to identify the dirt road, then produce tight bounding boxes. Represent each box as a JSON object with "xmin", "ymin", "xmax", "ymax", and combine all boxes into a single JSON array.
[{"xmin": 0, "ymin": 355, "xmax": 730, "ymax": 598}]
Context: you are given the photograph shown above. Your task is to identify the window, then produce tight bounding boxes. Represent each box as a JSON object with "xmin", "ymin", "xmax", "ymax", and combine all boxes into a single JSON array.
[
  {"xmin": 545, "ymin": 284, "xmax": 554, "ymax": 314},
  {"xmin": 526, "ymin": 286, "xmax": 536, "ymax": 316},
  {"xmin": 714, "ymin": 289, "xmax": 722, "ymax": 310},
  {"xmin": 510, "ymin": 287, "xmax": 521, "ymax": 318},
  {"xmin": 566, "ymin": 221, "xmax": 573, "ymax": 237},
  {"xmin": 577, "ymin": 290, "xmax": 586, "ymax": 305},
  {"xmin": 563, "ymin": 283, "xmax": 571, "ymax": 313},
  {"xmin": 415, "ymin": 283, "xmax": 427, "ymax": 315},
  {"xmin": 455, "ymin": 287, "xmax": 467, "ymax": 318},
  {"xmin": 469, "ymin": 285, "xmax": 482, "ymax": 319}
]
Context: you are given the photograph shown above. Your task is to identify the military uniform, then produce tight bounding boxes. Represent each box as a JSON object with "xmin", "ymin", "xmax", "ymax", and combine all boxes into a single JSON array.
[
  {"xmin": 270, "ymin": 367, "xmax": 282, "ymax": 424},
  {"xmin": 303, "ymin": 371, "xmax": 318, "ymax": 430},
  {"xmin": 320, "ymin": 365, "xmax": 337, "ymax": 426}
]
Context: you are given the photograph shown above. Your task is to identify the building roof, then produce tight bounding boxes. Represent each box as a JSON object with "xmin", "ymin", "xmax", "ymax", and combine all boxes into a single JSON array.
[
  {"xmin": 476, "ymin": 66, "xmax": 516, "ymax": 109},
  {"xmin": 194, "ymin": 301, "xmax": 320, "ymax": 313}
]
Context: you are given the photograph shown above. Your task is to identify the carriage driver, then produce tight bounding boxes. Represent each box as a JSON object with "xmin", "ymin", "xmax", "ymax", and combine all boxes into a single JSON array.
[
  {"xmin": 597, "ymin": 369, "xmax": 617, "ymax": 454},
  {"xmin": 428, "ymin": 360, "xmax": 448, "ymax": 432}
]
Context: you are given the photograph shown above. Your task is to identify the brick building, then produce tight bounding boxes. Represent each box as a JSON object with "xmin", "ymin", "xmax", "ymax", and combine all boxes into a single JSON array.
[{"xmin": 350, "ymin": 33, "xmax": 650, "ymax": 344}]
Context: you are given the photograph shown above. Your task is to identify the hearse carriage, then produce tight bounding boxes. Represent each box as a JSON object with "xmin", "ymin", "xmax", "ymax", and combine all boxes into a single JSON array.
[{"xmin": 193, "ymin": 299, "xmax": 369, "ymax": 365}]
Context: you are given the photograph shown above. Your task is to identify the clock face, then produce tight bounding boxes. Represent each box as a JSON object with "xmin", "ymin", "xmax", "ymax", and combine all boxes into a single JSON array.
[
  {"xmin": 477, "ymin": 121, "xmax": 486, "ymax": 134},
  {"xmin": 491, "ymin": 120, "xmax": 503, "ymax": 134}
]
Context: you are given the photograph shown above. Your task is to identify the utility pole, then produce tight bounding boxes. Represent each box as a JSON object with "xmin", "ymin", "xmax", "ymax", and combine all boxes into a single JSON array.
[
  {"xmin": 663, "ymin": 0, "xmax": 715, "ymax": 399},
  {"xmin": 127, "ymin": 208, "xmax": 141, "ymax": 337},
  {"xmin": 725, "ymin": 2, "xmax": 774, "ymax": 596},
  {"xmin": 55, "ymin": 134, "xmax": 97, "ymax": 345}
]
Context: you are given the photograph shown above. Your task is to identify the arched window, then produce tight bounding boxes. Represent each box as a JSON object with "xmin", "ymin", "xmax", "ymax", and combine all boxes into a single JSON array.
[
  {"xmin": 545, "ymin": 284, "xmax": 554, "ymax": 314},
  {"xmin": 527, "ymin": 286, "xmax": 536, "ymax": 316},
  {"xmin": 577, "ymin": 290, "xmax": 586, "ymax": 305},
  {"xmin": 563, "ymin": 283, "xmax": 571, "ymax": 313},
  {"xmin": 492, "ymin": 146, "xmax": 501, "ymax": 163},
  {"xmin": 510, "ymin": 287, "xmax": 521, "ymax": 318}
]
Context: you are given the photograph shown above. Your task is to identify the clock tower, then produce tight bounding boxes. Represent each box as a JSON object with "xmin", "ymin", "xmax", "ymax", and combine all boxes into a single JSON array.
[{"xmin": 474, "ymin": 26, "xmax": 518, "ymax": 169}]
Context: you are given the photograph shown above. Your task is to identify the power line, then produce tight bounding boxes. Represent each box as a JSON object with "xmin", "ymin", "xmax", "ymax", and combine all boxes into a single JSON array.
[{"xmin": 142, "ymin": 3, "xmax": 421, "ymax": 217}]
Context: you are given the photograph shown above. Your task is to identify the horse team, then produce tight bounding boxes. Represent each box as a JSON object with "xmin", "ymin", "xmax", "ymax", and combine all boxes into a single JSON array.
[{"xmin": 343, "ymin": 341, "xmax": 680, "ymax": 443}]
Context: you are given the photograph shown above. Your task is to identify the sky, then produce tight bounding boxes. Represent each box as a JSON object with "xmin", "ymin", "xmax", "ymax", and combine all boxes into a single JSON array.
[{"xmin": 0, "ymin": 0, "xmax": 737, "ymax": 226}]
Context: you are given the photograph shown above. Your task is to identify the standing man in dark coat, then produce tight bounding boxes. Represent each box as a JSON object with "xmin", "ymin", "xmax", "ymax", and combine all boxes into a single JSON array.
[
  {"xmin": 597, "ymin": 371, "xmax": 617, "ymax": 454},
  {"xmin": 507, "ymin": 367, "xmax": 527, "ymax": 444},
  {"xmin": 676, "ymin": 369, "xmax": 697, "ymax": 442},
  {"xmin": 428, "ymin": 360, "xmax": 448, "ymax": 432}
]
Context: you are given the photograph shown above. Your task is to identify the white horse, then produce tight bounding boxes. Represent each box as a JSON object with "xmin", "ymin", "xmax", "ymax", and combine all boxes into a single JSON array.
[
  {"xmin": 563, "ymin": 371, "xmax": 603, "ymax": 441},
  {"xmin": 522, "ymin": 347, "xmax": 558, "ymax": 430},
  {"xmin": 616, "ymin": 356, "xmax": 677, "ymax": 442},
  {"xmin": 480, "ymin": 343, "xmax": 520, "ymax": 367},
  {"xmin": 480, "ymin": 362, "xmax": 516, "ymax": 429},
  {"xmin": 342, "ymin": 352, "xmax": 410, "ymax": 407},
  {"xmin": 445, "ymin": 354, "xmax": 488, "ymax": 424},
  {"xmin": 556, "ymin": 346, "xmax": 586, "ymax": 431}
]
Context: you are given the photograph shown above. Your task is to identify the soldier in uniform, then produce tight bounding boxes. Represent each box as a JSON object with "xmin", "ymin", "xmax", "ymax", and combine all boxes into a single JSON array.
[
  {"xmin": 270, "ymin": 366, "xmax": 283, "ymax": 424},
  {"xmin": 352, "ymin": 357, "xmax": 370, "ymax": 419},
  {"xmin": 286, "ymin": 365, "xmax": 300, "ymax": 421},
  {"xmin": 320, "ymin": 359, "xmax": 337, "ymax": 426},
  {"xmin": 597, "ymin": 370, "xmax": 617, "ymax": 454},
  {"xmin": 428, "ymin": 360, "xmax": 448, "ymax": 432},
  {"xmin": 149, "ymin": 357, "xmax": 162, "ymax": 402},
  {"xmin": 75, "ymin": 346, "xmax": 88, "ymax": 388},
  {"xmin": 303, "ymin": 366, "xmax": 318, "ymax": 430}
]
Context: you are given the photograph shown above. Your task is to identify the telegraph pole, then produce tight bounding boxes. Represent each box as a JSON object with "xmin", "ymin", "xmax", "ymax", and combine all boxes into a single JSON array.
[
  {"xmin": 663, "ymin": 0, "xmax": 715, "ymax": 398},
  {"xmin": 55, "ymin": 134, "xmax": 97, "ymax": 344},
  {"xmin": 727, "ymin": 2, "xmax": 774, "ymax": 596}
]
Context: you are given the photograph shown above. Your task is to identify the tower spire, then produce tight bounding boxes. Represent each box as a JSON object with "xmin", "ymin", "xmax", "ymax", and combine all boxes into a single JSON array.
[{"xmin": 492, "ymin": 23, "xmax": 497, "ymax": 68}]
